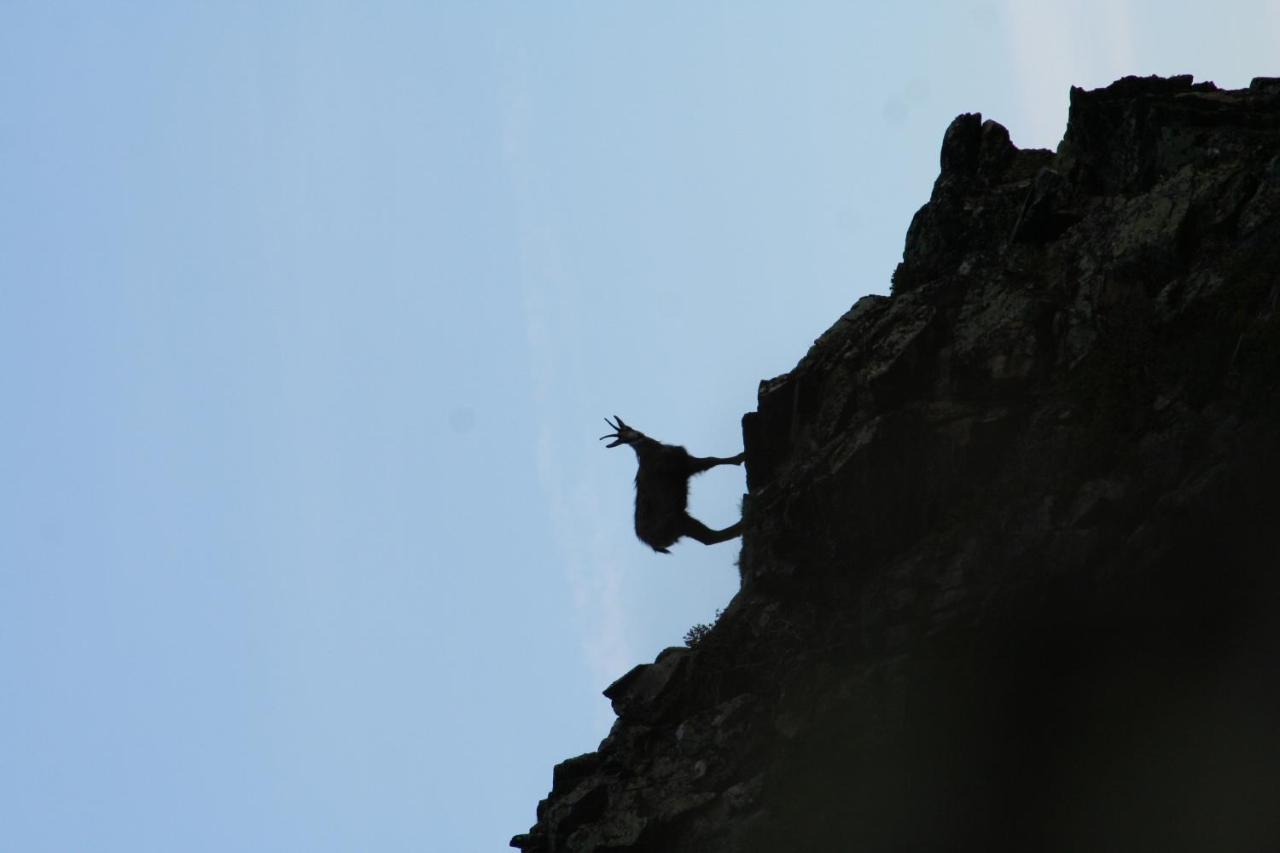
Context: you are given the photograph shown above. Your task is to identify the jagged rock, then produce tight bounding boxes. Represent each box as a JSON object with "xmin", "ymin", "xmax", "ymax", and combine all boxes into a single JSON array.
[
  {"xmin": 602, "ymin": 647, "xmax": 690, "ymax": 722},
  {"xmin": 513, "ymin": 75, "xmax": 1280, "ymax": 853}
]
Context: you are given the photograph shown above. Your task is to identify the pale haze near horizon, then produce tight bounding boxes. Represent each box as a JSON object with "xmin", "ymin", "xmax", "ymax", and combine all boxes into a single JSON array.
[{"xmin": 2, "ymin": 3, "xmax": 1276, "ymax": 851}]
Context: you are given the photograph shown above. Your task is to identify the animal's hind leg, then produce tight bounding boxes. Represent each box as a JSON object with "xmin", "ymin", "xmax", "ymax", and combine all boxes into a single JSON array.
[{"xmin": 680, "ymin": 515, "xmax": 743, "ymax": 546}]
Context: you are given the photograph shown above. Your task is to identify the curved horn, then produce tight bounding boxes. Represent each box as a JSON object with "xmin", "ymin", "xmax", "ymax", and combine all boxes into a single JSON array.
[{"xmin": 600, "ymin": 415, "xmax": 630, "ymax": 446}]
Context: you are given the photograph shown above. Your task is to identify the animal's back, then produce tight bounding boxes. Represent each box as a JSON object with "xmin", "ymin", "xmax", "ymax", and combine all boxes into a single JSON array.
[{"xmin": 632, "ymin": 444, "xmax": 691, "ymax": 552}]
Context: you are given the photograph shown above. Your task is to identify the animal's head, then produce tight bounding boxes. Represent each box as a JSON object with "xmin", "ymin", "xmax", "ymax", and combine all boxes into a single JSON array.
[{"xmin": 600, "ymin": 415, "xmax": 643, "ymax": 448}]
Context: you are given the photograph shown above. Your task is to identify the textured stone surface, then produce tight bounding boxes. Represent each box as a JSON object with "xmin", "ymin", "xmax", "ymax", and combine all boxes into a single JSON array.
[{"xmin": 513, "ymin": 75, "xmax": 1280, "ymax": 853}]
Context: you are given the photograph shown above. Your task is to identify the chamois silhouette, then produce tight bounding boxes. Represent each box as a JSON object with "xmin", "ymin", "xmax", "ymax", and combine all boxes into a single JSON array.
[{"xmin": 600, "ymin": 415, "xmax": 744, "ymax": 553}]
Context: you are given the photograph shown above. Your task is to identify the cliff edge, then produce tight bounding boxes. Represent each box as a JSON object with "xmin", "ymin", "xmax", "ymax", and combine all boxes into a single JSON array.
[{"xmin": 514, "ymin": 75, "xmax": 1280, "ymax": 852}]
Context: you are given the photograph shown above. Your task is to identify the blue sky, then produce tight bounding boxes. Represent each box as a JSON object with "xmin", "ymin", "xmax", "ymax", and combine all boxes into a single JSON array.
[{"xmin": 2, "ymin": 3, "xmax": 1276, "ymax": 851}]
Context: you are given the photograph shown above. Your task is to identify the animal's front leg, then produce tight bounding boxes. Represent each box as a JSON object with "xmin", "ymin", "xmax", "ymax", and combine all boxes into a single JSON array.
[{"xmin": 687, "ymin": 453, "xmax": 745, "ymax": 475}]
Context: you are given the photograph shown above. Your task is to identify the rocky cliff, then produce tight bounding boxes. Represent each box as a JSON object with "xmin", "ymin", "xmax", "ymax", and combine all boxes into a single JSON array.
[{"xmin": 512, "ymin": 75, "xmax": 1280, "ymax": 852}]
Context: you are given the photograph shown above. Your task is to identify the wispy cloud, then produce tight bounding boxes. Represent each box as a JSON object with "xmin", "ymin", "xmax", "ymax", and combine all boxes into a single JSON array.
[
  {"xmin": 1098, "ymin": 1, "xmax": 1137, "ymax": 76},
  {"xmin": 532, "ymin": 420, "xmax": 634, "ymax": 689},
  {"xmin": 517, "ymin": 221, "xmax": 635, "ymax": 685},
  {"xmin": 1003, "ymin": 0, "xmax": 1138, "ymax": 148},
  {"xmin": 1003, "ymin": 2, "xmax": 1076, "ymax": 147},
  {"xmin": 497, "ymin": 37, "xmax": 636, "ymax": 712},
  {"xmin": 1268, "ymin": 4, "xmax": 1280, "ymax": 62}
]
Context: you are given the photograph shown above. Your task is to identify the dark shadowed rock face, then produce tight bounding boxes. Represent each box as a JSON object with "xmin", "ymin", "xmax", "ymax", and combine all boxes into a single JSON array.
[{"xmin": 512, "ymin": 75, "xmax": 1280, "ymax": 853}]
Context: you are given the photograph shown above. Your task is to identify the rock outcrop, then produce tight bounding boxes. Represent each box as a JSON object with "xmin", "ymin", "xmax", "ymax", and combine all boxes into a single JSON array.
[{"xmin": 513, "ymin": 75, "xmax": 1280, "ymax": 852}]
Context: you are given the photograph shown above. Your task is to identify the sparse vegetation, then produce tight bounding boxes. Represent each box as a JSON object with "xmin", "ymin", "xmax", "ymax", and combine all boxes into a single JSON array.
[{"xmin": 684, "ymin": 608, "xmax": 724, "ymax": 648}]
